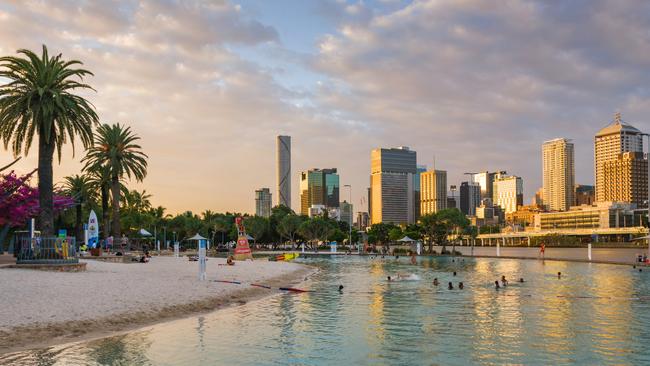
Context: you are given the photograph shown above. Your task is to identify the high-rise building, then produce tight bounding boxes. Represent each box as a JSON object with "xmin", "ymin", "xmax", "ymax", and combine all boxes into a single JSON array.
[
  {"xmin": 255, "ymin": 188, "xmax": 272, "ymax": 218},
  {"xmin": 447, "ymin": 197, "xmax": 457, "ymax": 209},
  {"xmin": 276, "ymin": 135, "xmax": 291, "ymax": 208},
  {"xmin": 341, "ymin": 201, "xmax": 353, "ymax": 227},
  {"xmin": 542, "ymin": 138, "xmax": 575, "ymax": 211},
  {"xmin": 370, "ymin": 147, "xmax": 417, "ymax": 225},
  {"xmin": 300, "ymin": 168, "xmax": 340, "ymax": 216},
  {"xmin": 414, "ymin": 165, "xmax": 427, "ymax": 220},
  {"xmin": 472, "ymin": 171, "xmax": 506, "ymax": 201},
  {"xmin": 420, "ymin": 170, "xmax": 447, "ymax": 215},
  {"xmin": 602, "ymin": 152, "xmax": 648, "ymax": 206},
  {"xmin": 574, "ymin": 185, "xmax": 595, "ymax": 206},
  {"xmin": 459, "ymin": 181, "xmax": 481, "ymax": 216},
  {"xmin": 493, "ymin": 175, "xmax": 523, "ymax": 214},
  {"xmin": 532, "ymin": 187, "xmax": 544, "ymax": 206},
  {"xmin": 356, "ymin": 212, "xmax": 370, "ymax": 231},
  {"xmin": 595, "ymin": 113, "xmax": 643, "ymax": 202}
]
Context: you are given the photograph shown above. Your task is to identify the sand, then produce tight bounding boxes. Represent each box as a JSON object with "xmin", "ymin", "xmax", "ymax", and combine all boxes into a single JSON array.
[{"xmin": 0, "ymin": 256, "xmax": 315, "ymax": 353}]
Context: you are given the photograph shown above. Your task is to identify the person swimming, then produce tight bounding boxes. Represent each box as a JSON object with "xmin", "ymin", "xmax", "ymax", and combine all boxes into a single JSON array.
[
  {"xmin": 448, "ymin": 282, "xmax": 454, "ymax": 290},
  {"xmin": 501, "ymin": 275, "xmax": 508, "ymax": 286},
  {"xmin": 453, "ymin": 271, "xmax": 457, "ymax": 276},
  {"xmin": 433, "ymin": 278, "xmax": 439, "ymax": 286},
  {"xmin": 459, "ymin": 282, "xmax": 464, "ymax": 289},
  {"xmin": 558, "ymin": 271, "xmax": 562, "ymax": 279},
  {"xmin": 338, "ymin": 285, "xmax": 344, "ymax": 292},
  {"xmin": 495, "ymin": 280, "xmax": 500, "ymax": 290},
  {"xmin": 519, "ymin": 278, "xmax": 525, "ymax": 283}
]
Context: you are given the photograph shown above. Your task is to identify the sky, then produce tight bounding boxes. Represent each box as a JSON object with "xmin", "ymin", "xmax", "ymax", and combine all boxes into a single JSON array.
[{"xmin": 2, "ymin": 0, "xmax": 650, "ymax": 216}]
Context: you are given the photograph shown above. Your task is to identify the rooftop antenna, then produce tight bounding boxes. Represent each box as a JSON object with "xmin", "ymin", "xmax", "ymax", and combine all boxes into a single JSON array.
[{"xmin": 614, "ymin": 111, "xmax": 622, "ymax": 124}]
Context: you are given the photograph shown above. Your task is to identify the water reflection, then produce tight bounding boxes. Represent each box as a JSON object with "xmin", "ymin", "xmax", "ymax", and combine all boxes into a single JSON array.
[{"xmin": 2, "ymin": 256, "xmax": 650, "ymax": 365}]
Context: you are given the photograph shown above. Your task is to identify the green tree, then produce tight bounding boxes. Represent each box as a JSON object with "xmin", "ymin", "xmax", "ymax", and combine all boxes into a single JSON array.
[
  {"xmin": 62, "ymin": 174, "xmax": 93, "ymax": 243},
  {"xmin": 86, "ymin": 165, "xmax": 115, "ymax": 239},
  {"xmin": 83, "ymin": 123, "xmax": 147, "ymax": 237},
  {"xmin": 0, "ymin": 45, "xmax": 98, "ymax": 235},
  {"xmin": 244, "ymin": 216, "xmax": 269, "ymax": 244},
  {"xmin": 367, "ymin": 223, "xmax": 396, "ymax": 251},
  {"xmin": 298, "ymin": 217, "xmax": 330, "ymax": 249},
  {"xmin": 388, "ymin": 227, "xmax": 403, "ymax": 242},
  {"xmin": 277, "ymin": 214, "xmax": 303, "ymax": 249}
]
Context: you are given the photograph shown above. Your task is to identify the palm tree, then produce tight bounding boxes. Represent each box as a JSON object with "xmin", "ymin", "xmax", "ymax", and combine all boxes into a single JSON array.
[
  {"xmin": 0, "ymin": 45, "xmax": 98, "ymax": 236},
  {"xmin": 63, "ymin": 174, "xmax": 93, "ymax": 243},
  {"xmin": 83, "ymin": 123, "xmax": 147, "ymax": 237},
  {"xmin": 86, "ymin": 165, "xmax": 113, "ymax": 239}
]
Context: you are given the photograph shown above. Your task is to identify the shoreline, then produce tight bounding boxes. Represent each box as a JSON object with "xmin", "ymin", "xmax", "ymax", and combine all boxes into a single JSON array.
[{"xmin": 0, "ymin": 259, "xmax": 318, "ymax": 355}]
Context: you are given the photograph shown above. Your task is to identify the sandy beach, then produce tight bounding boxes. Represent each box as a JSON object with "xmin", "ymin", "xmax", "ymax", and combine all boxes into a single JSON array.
[{"xmin": 0, "ymin": 256, "xmax": 315, "ymax": 353}]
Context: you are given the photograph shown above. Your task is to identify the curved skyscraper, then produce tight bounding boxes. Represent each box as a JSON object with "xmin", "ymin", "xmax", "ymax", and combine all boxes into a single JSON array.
[{"xmin": 276, "ymin": 135, "xmax": 291, "ymax": 208}]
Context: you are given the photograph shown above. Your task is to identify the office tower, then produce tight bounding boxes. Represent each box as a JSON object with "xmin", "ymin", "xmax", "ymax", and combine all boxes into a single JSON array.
[
  {"xmin": 543, "ymin": 138, "xmax": 575, "ymax": 211},
  {"xmin": 595, "ymin": 113, "xmax": 643, "ymax": 202},
  {"xmin": 493, "ymin": 175, "xmax": 523, "ymax": 213},
  {"xmin": 341, "ymin": 201, "xmax": 353, "ymax": 227},
  {"xmin": 255, "ymin": 188, "xmax": 272, "ymax": 218},
  {"xmin": 574, "ymin": 185, "xmax": 595, "ymax": 206},
  {"xmin": 602, "ymin": 152, "xmax": 648, "ymax": 206},
  {"xmin": 357, "ymin": 212, "xmax": 370, "ymax": 231},
  {"xmin": 459, "ymin": 181, "xmax": 481, "ymax": 216},
  {"xmin": 471, "ymin": 171, "xmax": 506, "ymax": 200},
  {"xmin": 276, "ymin": 135, "xmax": 291, "ymax": 208},
  {"xmin": 414, "ymin": 165, "xmax": 427, "ymax": 220},
  {"xmin": 532, "ymin": 187, "xmax": 545, "ymax": 206},
  {"xmin": 420, "ymin": 170, "xmax": 447, "ymax": 215},
  {"xmin": 300, "ymin": 168, "xmax": 340, "ymax": 215},
  {"xmin": 447, "ymin": 197, "xmax": 457, "ymax": 209},
  {"xmin": 370, "ymin": 147, "xmax": 417, "ymax": 225}
]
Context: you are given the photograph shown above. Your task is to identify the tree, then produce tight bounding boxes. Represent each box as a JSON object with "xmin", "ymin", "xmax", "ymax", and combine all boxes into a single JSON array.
[
  {"xmin": 277, "ymin": 214, "xmax": 303, "ymax": 249},
  {"xmin": 244, "ymin": 216, "xmax": 269, "ymax": 244},
  {"xmin": 420, "ymin": 209, "xmax": 469, "ymax": 254},
  {"xmin": 298, "ymin": 217, "xmax": 330, "ymax": 249},
  {"xmin": 0, "ymin": 45, "xmax": 98, "ymax": 235},
  {"xmin": 83, "ymin": 123, "xmax": 147, "ymax": 237},
  {"xmin": 86, "ymin": 165, "xmax": 113, "ymax": 239},
  {"xmin": 62, "ymin": 174, "xmax": 93, "ymax": 243},
  {"xmin": 389, "ymin": 227, "xmax": 404, "ymax": 242},
  {"xmin": 367, "ymin": 223, "xmax": 395, "ymax": 250}
]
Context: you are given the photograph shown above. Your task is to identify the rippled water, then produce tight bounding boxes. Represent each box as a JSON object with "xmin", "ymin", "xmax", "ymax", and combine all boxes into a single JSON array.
[{"xmin": 3, "ymin": 256, "xmax": 650, "ymax": 365}]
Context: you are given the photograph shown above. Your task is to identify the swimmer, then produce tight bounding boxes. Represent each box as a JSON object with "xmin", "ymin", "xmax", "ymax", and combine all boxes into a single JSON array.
[
  {"xmin": 558, "ymin": 271, "xmax": 562, "ymax": 279},
  {"xmin": 640, "ymin": 268, "xmax": 643, "ymax": 272},
  {"xmin": 453, "ymin": 271, "xmax": 457, "ymax": 276},
  {"xmin": 459, "ymin": 282, "xmax": 464, "ymax": 290},
  {"xmin": 452, "ymin": 259, "xmax": 455, "ymax": 263},
  {"xmin": 501, "ymin": 275, "xmax": 508, "ymax": 286},
  {"xmin": 448, "ymin": 282, "xmax": 454, "ymax": 290},
  {"xmin": 495, "ymin": 280, "xmax": 500, "ymax": 290},
  {"xmin": 338, "ymin": 285, "xmax": 344, "ymax": 292},
  {"xmin": 395, "ymin": 255, "xmax": 400, "ymax": 260},
  {"xmin": 519, "ymin": 278, "xmax": 525, "ymax": 283},
  {"xmin": 387, "ymin": 276, "xmax": 392, "ymax": 281},
  {"xmin": 433, "ymin": 278, "xmax": 439, "ymax": 286},
  {"xmin": 411, "ymin": 253, "xmax": 417, "ymax": 265}
]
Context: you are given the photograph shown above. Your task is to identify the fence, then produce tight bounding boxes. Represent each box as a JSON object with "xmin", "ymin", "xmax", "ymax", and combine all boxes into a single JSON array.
[{"xmin": 17, "ymin": 237, "xmax": 78, "ymax": 264}]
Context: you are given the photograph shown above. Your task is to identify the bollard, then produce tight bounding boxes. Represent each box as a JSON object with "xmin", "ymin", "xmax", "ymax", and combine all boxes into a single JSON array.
[{"xmin": 588, "ymin": 243, "xmax": 592, "ymax": 261}]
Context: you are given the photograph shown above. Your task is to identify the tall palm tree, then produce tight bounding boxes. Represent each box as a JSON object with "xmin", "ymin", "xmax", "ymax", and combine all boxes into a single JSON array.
[
  {"xmin": 86, "ymin": 164, "xmax": 112, "ymax": 239},
  {"xmin": 63, "ymin": 174, "xmax": 93, "ymax": 243},
  {"xmin": 83, "ymin": 123, "xmax": 147, "ymax": 237},
  {"xmin": 0, "ymin": 45, "xmax": 98, "ymax": 236}
]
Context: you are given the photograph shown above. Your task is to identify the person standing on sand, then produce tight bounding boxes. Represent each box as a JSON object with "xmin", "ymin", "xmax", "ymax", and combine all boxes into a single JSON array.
[{"xmin": 540, "ymin": 242, "xmax": 546, "ymax": 259}]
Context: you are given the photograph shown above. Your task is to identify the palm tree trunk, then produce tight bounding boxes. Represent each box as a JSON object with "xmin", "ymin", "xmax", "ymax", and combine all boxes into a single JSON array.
[
  {"xmin": 76, "ymin": 204, "xmax": 83, "ymax": 243},
  {"xmin": 111, "ymin": 176, "xmax": 121, "ymax": 237},
  {"xmin": 38, "ymin": 137, "xmax": 56, "ymax": 237},
  {"xmin": 101, "ymin": 186, "xmax": 109, "ymax": 239}
]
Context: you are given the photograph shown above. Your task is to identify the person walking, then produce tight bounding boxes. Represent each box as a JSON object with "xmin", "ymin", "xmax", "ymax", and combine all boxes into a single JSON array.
[{"xmin": 539, "ymin": 242, "xmax": 546, "ymax": 259}]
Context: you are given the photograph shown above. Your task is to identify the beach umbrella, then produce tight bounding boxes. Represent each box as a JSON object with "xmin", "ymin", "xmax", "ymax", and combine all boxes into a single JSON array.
[
  {"xmin": 139, "ymin": 228, "xmax": 152, "ymax": 237},
  {"xmin": 188, "ymin": 233, "xmax": 208, "ymax": 241}
]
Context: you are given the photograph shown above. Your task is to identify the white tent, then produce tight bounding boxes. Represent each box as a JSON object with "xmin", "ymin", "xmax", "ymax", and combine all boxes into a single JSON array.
[{"xmin": 397, "ymin": 236, "xmax": 416, "ymax": 242}]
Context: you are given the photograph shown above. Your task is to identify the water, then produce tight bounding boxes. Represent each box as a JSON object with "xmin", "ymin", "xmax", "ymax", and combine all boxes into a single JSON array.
[{"xmin": 3, "ymin": 256, "xmax": 650, "ymax": 365}]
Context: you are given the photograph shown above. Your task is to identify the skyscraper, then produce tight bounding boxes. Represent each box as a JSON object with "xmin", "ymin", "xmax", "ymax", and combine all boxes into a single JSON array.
[
  {"xmin": 414, "ymin": 165, "xmax": 427, "ymax": 220},
  {"xmin": 472, "ymin": 171, "xmax": 506, "ymax": 201},
  {"xmin": 493, "ymin": 175, "xmax": 523, "ymax": 214},
  {"xmin": 341, "ymin": 201, "xmax": 353, "ymax": 227},
  {"xmin": 594, "ymin": 113, "xmax": 643, "ymax": 202},
  {"xmin": 420, "ymin": 170, "xmax": 447, "ymax": 215},
  {"xmin": 459, "ymin": 181, "xmax": 481, "ymax": 216},
  {"xmin": 300, "ymin": 168, "xmax": 339, "ymax": 215},
  {"xmin": 370, "ymin": 147, "xmax": 417, "ymax": 225},
  {"xmin": 542, "ymin": 138, "xmax": 575, "ymax": 211},
  {"xmin": 255, "ymin": 188, "xmax": 272, "ymax": 218},
  {"xmin": 276, "ymin": 135, "xmax": 291, "ymax": 208},
  {"xmin": 602, "ymin": 152, "xmax": 647, "ymax": 206}
]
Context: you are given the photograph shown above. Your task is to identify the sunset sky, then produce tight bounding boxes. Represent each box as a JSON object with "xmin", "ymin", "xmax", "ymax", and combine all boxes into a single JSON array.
[{"xmin": 1, "ymin": 0, "xmax": 650, "ymax": 215}]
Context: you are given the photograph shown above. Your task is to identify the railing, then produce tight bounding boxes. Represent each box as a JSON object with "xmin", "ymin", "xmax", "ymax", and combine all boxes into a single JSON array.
[{"xmin": 17, "ymin": 237, "xmax": 78, "ymax": 264}]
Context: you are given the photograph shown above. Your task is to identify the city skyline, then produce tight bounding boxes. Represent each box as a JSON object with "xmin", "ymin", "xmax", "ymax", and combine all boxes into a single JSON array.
[{"xmin": 3, "ymin": 1, "xmax": 650, "ymax": 215}]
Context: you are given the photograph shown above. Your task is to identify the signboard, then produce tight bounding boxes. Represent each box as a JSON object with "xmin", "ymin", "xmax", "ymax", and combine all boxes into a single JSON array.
[
  {"xmin": 58, "ymin": 229, "xmax": 67, "ymax": 238},
  {"xmin": 87, "ymin": 210, "xmax": 99, "ymax": 248}
]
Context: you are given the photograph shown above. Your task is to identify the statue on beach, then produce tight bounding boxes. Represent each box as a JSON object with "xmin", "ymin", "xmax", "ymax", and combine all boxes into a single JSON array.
[{"xmin": 234, "ymin": 217, "xmax": 254, "ymax": 260}]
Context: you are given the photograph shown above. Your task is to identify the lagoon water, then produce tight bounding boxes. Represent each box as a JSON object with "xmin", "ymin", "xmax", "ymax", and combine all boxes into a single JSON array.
[{"xmin": 3, "ymin": 255, "xmax": 650, "ymax": 365}]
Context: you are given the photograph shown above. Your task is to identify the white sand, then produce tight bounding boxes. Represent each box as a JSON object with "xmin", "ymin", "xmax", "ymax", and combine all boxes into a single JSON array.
[{"xmin": 0, "ymin": 256, "xmax": 312, "ymax": 351}]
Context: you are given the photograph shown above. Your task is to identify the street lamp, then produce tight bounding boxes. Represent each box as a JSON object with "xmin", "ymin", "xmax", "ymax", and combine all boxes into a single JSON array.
[{"xmin": 344, "ymin": 184, "xmax": 353, "ymax": 252}]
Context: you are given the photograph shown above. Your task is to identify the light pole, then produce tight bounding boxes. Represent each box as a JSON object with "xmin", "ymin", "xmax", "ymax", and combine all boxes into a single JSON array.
[{"xmin": 344, "ymin": 184, "xmax": 352, "ymax": 251}]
